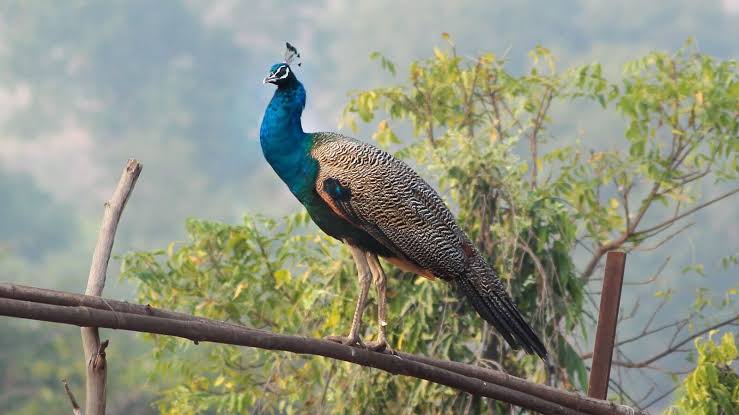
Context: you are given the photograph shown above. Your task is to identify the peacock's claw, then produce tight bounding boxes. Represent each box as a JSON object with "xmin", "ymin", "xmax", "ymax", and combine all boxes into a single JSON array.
[
  {"xmin": 365, "ymin": 338, "xmax": 391, "ymax": 353},
  {"xmin": 365, "ymin": 340, "xmax": 385, "ymax": 351},
  {"xmin": 325, "ymin": 334, "xmax": 364, "ymax": 347}
]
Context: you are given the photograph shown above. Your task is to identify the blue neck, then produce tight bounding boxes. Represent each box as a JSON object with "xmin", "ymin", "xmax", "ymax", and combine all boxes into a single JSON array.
[{"xmin": 260, "ymin": 81, "xmax": 314, "ymax": 196}]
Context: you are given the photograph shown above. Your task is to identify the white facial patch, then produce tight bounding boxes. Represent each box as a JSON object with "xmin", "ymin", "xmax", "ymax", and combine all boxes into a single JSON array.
[{"xmin": 276, "ymin": 66, "xmax": 290, "ymax": 79}]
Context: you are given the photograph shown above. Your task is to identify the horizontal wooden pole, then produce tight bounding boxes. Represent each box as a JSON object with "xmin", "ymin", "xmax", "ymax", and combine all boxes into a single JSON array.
[{"xmin": 0, "ymin": 283, "xmax": 644, "ymax": 415}]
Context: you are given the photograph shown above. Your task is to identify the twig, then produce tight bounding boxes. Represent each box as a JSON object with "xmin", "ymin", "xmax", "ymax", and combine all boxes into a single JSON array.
[
  {"xmin": 623, "ymin": 257, "xmax": 670, "ymax": 286},
  {"xmin": 581, "ymin": 186, "xmax": 738, "ymax": 281},
  {"xmin": 634, "ymin": 187, "xmax": 739, "ymax": 238},
  {"xmin": 580, "ymin": 180, "xmax": 661, "ymax": 281},
  {"xmin": 62, "ymin": 379, "xmax": 82, "ymax": 415},
  {"xmin": 610, "ymin": 314, "xmax": 739, "ymax": 368},
  {"xmin": 632, "ymin": 223, "xmax": 694, "ymax": 252},
  {"xmin": 642, "ymin": 384, "xmax": 679, "ymax": 409},
  {"xmin": 80, "ymin": 159, "xmax": 142, "ymax": 415},
  {"xmin": 529, "ymin": 87, "xmax": 554, "ymax": 189}
]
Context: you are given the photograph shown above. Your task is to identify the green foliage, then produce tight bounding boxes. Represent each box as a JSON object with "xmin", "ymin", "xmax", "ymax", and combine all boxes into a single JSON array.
[
  {"xmin": 122, "ymin": 214, "xmax": 511, "ymax": 414},
  {"xmin": 667, "ymin": 332, "xmax": 738, "ymax": 415},
  {"xmin": 121, "ymin": 39, "xmax": 737, "ymax": 413}
]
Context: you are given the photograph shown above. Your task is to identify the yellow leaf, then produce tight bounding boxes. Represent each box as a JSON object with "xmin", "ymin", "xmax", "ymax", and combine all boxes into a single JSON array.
[
  {"xmin": 481, "ymin": 53, "xmax": 496, "ymax": 64},
  {"xmin": 433, "ymin": 47, "xmax": 445, "ymax": 61},
  {"xmin": 490, "ymin": 129, "xmax": 498, "ymax": 143},
  {"xmin": 532, "ymin": 365, "xmax": 546, "ymax": 384},
  {"xmin": 326, "ymin": 303, "xmax": 341, "ymax": 329},
  {"xmin": 441, "ymin": 32, "xmax": 450, "ymax": 40},
  {"xmin": 535, "ymin": 158, "xmax": 543, "ymax": 173},
  {"xmin": 232, "ymin": 282, "xmax": 247, "ymax": 300},
  {"xmin": 609, "ymin": 198, "xmax": 619, "ymax": 209},
  {"xmin": 214, "ymin": 376, "xmax": 225, "ymax": 387},
  {"xmin": 669, "ymin": 192, "xmax": 692, "ymax": 202},
  {"xmin": 274, "ymin": 269, "xmax": 292, "ymax": 288},
  {"xmin": 695, "ymin": 91, "xmax": 704, "ymax": 105}
]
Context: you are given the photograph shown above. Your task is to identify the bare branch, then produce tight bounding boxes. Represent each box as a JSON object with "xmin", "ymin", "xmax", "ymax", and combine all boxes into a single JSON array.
[
  {"xmin": 623, "ymin": 256, "xmax": 669, "ymax": 286},
  {"xmin": 618, "ymin": 179, "xmax": 633, "ymax": 231},
  {"xmin": 529, "ymin": 87, "xmax": 554, "ymax": 188},
  {"xmin": 0, "ymin": 283, "xmax": 645, "ymax": 415},
  {"xmin": 610, "ymin": 314, "xmax": 739, "ymax": 368},
  {"xmin": 618, "ymin": 298, "xmax": 640, "ymax": 324},
  {"xmin": 581, "ymin": 186, "xmax": 738, "ymax": 281},
  {"xmin": 81, "ymin": 159, "xmax": 142, "ymax": 415},
  {"xmin": 634, "ymin": 187, "xmax": 739, "ymax": 238},
  {"xmin": 62, "ymin": 379, "xmax": 82, "ymax": 415},
  {"xmin": 632, "ymin": 222, "xmax": 694, "ymax": 252},
  {"xmin": 642, "ymin": 385, "xmax": 679, "ymax": 410}
]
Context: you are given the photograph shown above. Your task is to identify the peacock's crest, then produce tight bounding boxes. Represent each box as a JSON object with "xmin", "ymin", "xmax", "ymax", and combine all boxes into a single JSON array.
[{"xmin": 284, "ymin": 42, "xmax": 301, "ymax": 67}]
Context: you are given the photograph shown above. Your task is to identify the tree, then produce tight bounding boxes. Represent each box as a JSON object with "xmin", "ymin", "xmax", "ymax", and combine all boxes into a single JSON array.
[{"xmin": 122, "ymin": 38, "xmax": 737, "ymax": 413}]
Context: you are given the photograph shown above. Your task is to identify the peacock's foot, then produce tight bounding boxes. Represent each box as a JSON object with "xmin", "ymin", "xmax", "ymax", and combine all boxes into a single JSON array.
[
  {"xmin": 365, "ymin": 338, "xmax": 396, "ymax": 355},
  {"xmin": 325, "ymin": 334, "xmax": 364, "ymax": 347}
]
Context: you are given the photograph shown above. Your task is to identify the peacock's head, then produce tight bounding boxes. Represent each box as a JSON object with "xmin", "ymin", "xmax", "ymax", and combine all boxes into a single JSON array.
[
  {"xmin": 263, "ymin": 63, "xmax": 296, "ymax": 86},
  {"xmin": 263, "ymin": 42, "xmax": 301, "ymax": 88}
]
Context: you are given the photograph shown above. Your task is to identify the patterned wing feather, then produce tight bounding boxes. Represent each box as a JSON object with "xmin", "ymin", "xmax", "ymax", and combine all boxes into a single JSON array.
[
  {"xmin": 312, "ymin": 132, "xmax": 467, "ymax": 278},
  {"xmin": 310, "ymin": 132, "xmax": 547, "ymax": 359}
]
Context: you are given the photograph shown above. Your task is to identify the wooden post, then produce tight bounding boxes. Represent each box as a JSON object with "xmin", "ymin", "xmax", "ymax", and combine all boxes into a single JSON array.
[{"xmin": 588, "ymin": 251, "xmax": 626, "ymax": 400}]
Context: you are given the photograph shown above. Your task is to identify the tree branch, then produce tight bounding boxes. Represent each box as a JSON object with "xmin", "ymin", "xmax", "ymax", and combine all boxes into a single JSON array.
[
  {"xmin": 80, "ymin": 159, "xmax": 142, "ymax": 415},
  {"xmin": 581, "ymin": 185, "xmax": 739, "ymax": 281},
  {"xmin": 62, "ymin": 379, "xmax": 82, "ymax": 415},
  {"xmin": 529, "ymin": 87, "xmax": 554, "ymax": 189},
  {"xmin": 641, "ymin": 384, "xmax": 679, "ymax": 410},
  {"xmin": 633, "ymin": 187, "xmax": 739, "ymax": 238},
  {"xmin": 0, "ymin": 283, "xmax": 645, "ymax": 415},
  {"xmin": 610, "ymin": 313, "xmax": 738, "ymax": 369}
]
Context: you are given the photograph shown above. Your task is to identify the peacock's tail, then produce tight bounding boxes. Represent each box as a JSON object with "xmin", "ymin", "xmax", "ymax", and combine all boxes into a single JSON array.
[{"xmin": 455, "ymin": 254, "xmax": 548, "ymax": 360}]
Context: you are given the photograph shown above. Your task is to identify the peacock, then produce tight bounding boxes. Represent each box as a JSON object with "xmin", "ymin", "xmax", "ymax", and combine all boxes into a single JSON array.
[{"xmin": 259, "ymin": 43, "xmax": 547, "ymax": 359}]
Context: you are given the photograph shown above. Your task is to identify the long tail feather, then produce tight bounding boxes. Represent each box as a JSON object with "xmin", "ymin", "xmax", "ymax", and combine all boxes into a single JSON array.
[{"xmin": 457, "ymin": 257, "xmax": 548, "ymax": 360}]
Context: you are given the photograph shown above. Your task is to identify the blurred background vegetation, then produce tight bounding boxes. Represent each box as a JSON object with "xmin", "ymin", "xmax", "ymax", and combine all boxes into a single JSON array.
[{"xmin": 1, "ymin": 1, "xmax": 737, "ymax": 414}]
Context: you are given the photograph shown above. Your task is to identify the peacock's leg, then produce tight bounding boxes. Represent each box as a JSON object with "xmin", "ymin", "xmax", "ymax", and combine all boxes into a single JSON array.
[
  {"xmin": 365, "ymin": 253, "xmax": 392, "ymax": 353},
  {"xmin": 326, "ymin": 244, "xmax": 372, "ymax": 347}
]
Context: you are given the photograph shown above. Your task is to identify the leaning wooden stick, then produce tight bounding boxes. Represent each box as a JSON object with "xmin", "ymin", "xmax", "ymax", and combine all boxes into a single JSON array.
[{"xmin": 80, "ymin": 159, "xmax": 142, "ymax": 415}]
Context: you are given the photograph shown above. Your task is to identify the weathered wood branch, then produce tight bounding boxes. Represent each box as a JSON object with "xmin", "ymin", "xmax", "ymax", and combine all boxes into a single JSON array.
[
  {"xmin": 80, "ymin": 159, "xmax": 142, "ymax": 415},
  {"xmin": 62, "ymin": 379, "xmax": 82, "ymax": 415},
  {"xmin": 0, "ymin": 283, "xmax": 644, "ymax": 415}
]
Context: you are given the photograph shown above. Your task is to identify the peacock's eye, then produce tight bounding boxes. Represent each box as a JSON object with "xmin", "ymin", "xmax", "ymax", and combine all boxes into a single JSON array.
[{"xmin": 273, "ymin": 65, "xmax": 289, "ymax": 79}]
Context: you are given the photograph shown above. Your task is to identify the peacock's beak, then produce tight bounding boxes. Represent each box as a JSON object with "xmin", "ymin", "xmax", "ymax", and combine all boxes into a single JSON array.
[{"xmin": 263, "ymin": 74, "xmax": 277, "ymax": 84}]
